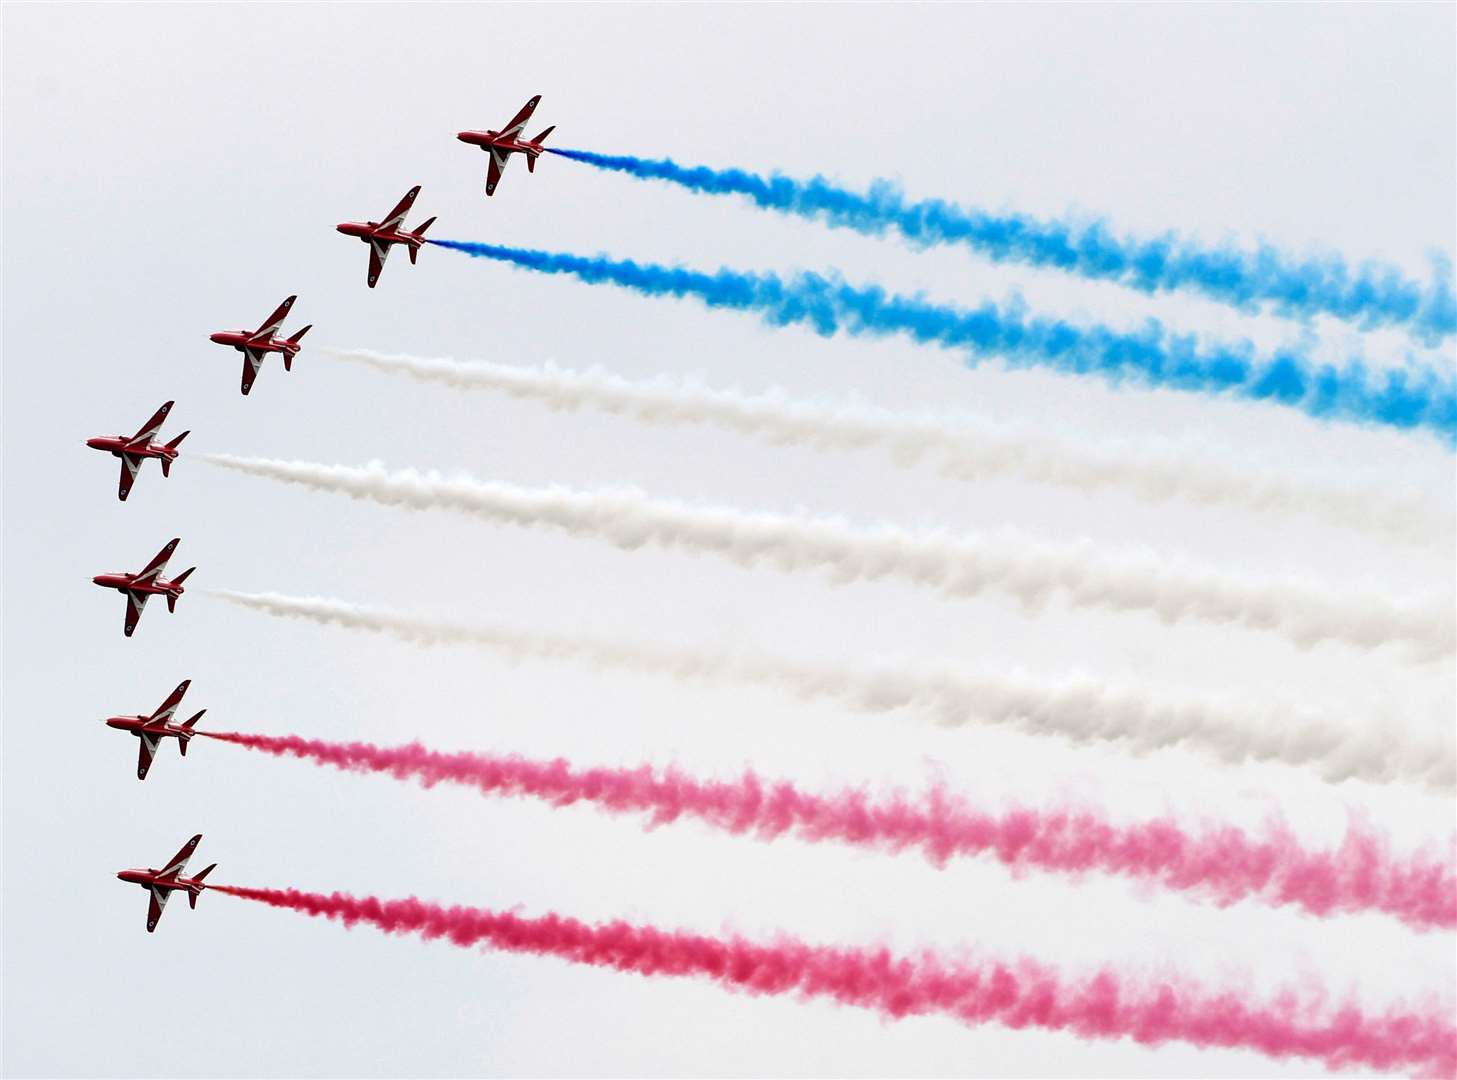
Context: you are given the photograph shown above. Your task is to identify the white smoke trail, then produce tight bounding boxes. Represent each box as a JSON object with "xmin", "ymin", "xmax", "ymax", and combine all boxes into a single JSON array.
[
  {"xmin": 325, "ymin": 347, "xmax": 1451, "ymax": 549},
  {"xmin": 206, "ymin": 589, "xmax": 1456, "ymax": 791},
  {"xmin": 200, "ymin": 453, "xmax": 1454, "ymax": 660}
]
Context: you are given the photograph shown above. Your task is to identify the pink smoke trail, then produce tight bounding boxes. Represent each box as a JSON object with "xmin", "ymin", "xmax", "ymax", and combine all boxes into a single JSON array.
[
  {"xmin": 212, "ymin": 884, "xmax": 1456, "ymax": 1074},
  {"xmin": 202, "ymin": 731, "xmax": 1456, "ymax": 932}
]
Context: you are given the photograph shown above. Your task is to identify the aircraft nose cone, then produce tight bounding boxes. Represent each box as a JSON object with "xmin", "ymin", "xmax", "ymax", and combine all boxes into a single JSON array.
[
  {"xmin": 209, "ymin": 332, "xmax": 227, "ymax": 344},
  {"xmin": 456, "ymin": 132, "xmax": 472, "ymax": 142}
]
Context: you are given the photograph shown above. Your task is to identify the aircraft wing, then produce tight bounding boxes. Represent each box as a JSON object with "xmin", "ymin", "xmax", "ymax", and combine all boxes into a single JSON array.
[
  {"xmin": 241, "ymin": 347, "xmax": 265, "ymax": 395},
  {"xmin": 125, "ymin": 401, "xmax": 173, "ymax": 448},
  {"xmin": 368, "ymin": 241, "xmax": 390, "ymax": 288},
  {"xmin": 378, "ymin": 186, "xmax": 420, "ymax": 232},
  {"xmin": 251, "ymin": 295, "xmax": 296, "ymax": 339},
  {"xmin": 147, "ymin": 680, "xmax": 191, "ymax": 725},
  {"xmin": 134, "ymin": 538, "xmax": 179, "ymax": 586},
  {"xmin": 160, "ymin": 834, "xmax": 202, "ymax": 879},
  {"xmin": 137, "ymin": 734, "xmax": 159, "ymax": 780},
  {"xmin": 147, "ymin": 886, "xmax": 170, "ymax": 932},
  {"xmin": 124, "ymin": 591, "xmax": 149, "ymax": 637},
  {"xmin": 118, "ymin": 454, "xmax": 142, "ymax": 501},
  {"xmin": 499, "ymin": 95, "xmax": 540, "ymax": 140},
  {"xmin": 486, "ymin": 149, "xmax": 509, "ymax": 196}
]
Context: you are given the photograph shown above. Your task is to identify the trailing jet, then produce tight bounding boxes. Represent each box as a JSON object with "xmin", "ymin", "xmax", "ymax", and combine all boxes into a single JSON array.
[
  {"xmin": 457, "ymin": 95, "xmax": 555, "ymax": 195},
  {"xmin": 86, "ymin": 401, "xmax": 189, "ymax": 501},
  {"xmin": 92, "ymin": 537, "xmax": 194, "ymax": 637},
  {"xmin": 117, "ymin": 834, "xmax": 215, "ymax": 933},
  {"xmin": 104, "ymin": 679, "xmax": 205, "ymax": 780},
  {"xmin": 336, "ymin": 186, "xmax": 437, "ymax": 288},
  {"xmin": 210, "ymin": 295, "xmax": 312, "ymax": 395}
]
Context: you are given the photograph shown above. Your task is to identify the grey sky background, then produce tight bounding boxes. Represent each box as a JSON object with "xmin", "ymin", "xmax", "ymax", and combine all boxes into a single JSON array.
[{"xmin": 3, "ymin": 3, "xmax": 1454, "ymax": 1077}]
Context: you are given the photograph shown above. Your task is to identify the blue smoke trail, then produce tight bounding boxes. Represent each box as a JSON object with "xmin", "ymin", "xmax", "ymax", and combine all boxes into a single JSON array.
[
  {"xmin": 428, "ymin": 238, "xmax": 1457, "ymax": 442},
  {"xmin": 549, "ymin": 148, "xmax": 1457, "ymax": 345}
]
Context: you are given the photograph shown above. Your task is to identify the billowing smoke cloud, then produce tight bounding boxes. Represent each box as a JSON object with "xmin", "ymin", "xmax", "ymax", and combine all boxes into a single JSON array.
[
  {"xmin": 199, "ymin": 456, "xmax": 1455, "ymax": 660},
  {"xmin": 206, "ymin": 591, "xmax": 1456, "ymax": 790},
  {"xmin": 215, "ymin": 884, "xmax": 1457, "ymax": 1074},
  {"xmin": 325, "ymin": 347, "xmax": 1451, "ymax": 549},
  {"xmin": 550, "ymin": 148, "xmax": 1457, "ymax": 345},
  {"xmin": 206, "ymin": 731, "xmax": 1457, "ymax": 929},
  {"xmin": 427, "ymin": 238, "xmax": 1457, "ymax": 442}
]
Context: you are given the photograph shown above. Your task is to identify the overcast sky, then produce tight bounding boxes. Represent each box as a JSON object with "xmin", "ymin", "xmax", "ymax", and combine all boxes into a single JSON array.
[{"xmin": 3, "ymin": 3, "xmax": 1453, "ymax": 1077}]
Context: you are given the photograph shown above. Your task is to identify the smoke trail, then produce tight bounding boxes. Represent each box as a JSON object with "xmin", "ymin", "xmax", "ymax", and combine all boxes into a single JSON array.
[
  {"xmin": 200, "ymin": 455, "xmax": 1455, "ymax": 660},
  {"xmin": 205, "ymin": 731, "xmax": 1456, "ymax": 930},
  {"xmin": 325, "ymin": 347, "xmax": 1453, "ymax": 549},
  {"xmin": 427, "ymin": 238, "xmax": 1457, "ymax": 442},
  {"xmin": 550, "ymin": 148, "xmax": 1457, "ymax": 345},
  {"xmin": 215, "ymin": 884, "xmax": 1457, "ymax": 1074},
  {"xmin": 206, "ymin": 591, "xmax": 1456, "ymax": 791}
]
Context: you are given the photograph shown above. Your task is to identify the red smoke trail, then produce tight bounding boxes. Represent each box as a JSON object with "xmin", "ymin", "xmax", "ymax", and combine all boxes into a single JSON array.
[
  {"xmin": 211, "ymin": 884, "xmax": 1456, "ymax": 1074},
  {"xmin": 202, "ymin": 732, "xmax": 1456, "ymax": 931}
]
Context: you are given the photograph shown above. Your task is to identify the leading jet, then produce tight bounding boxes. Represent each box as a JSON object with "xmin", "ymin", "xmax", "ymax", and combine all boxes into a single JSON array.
[
  {"xmin": 457, "ymin": 95, "xmax": 555, "ymax": 195},
  {"xmin": 104, "ymin": 679, "xmax": 205, "ymax": 780},
  {"xmin": 117, "ymin": 834, "xmax": 216, "ymax": 933},
  {"xmin": 92, "ymin": 537, "xmax": 194, "ymax": 637},
  {"xmin": 86, "ymin": 400, "xmax": 189, "ymax": 501},
  {"xmin": 336, "ymin": 186, "xmax": 437, "ymax": 288},
  {"xmin": 210, "ymin": 295, "xmax": 311, "ymax": 395}
]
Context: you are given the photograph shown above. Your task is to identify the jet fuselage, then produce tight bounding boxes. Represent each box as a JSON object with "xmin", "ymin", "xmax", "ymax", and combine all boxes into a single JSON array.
[{"xmin": 86, "ymin": 434, "xmax": 177, "ymax": 462}]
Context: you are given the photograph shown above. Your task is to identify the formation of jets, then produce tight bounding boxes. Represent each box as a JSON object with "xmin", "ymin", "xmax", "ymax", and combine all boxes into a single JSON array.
[{"xmin": 103, "ymin": 96, "xmax": 557, "ymax": 930}]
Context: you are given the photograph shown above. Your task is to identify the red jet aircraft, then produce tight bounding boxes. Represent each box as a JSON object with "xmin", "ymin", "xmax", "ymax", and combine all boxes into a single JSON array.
[
  {"xmin": 210, "ymin": 295, "xmax": 312, "ymax": 395},
  {"xmin": 104, "ymin": 679, "xmax": 205, "ymax": 780},
  {"xmin": 117, "ymin": 834, "xmax": 216, "ymax": 933},
  {"xmin": 457, "ymin": 95, "xmax": 555, "ymax": 195},
  {"xmin": 337, "ymin": 186, "xmax": 437, "ymax": 288},
  {"xmin": 93, "ymin": 537, "xmax": 194, "ymax": 637},
  {"xmin": 86, "ymin": 400, "xmax": 189, "ymax": 501}
]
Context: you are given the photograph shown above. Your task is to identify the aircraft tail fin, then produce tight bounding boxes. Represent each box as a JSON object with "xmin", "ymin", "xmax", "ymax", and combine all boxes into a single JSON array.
[
  {"xmin": 167, "ymin": 568, "xmax": 195, "ymax": 612},
  {"xmin": 411, "ymin": 217, "xmax": 437, "ymax": 263},
  {"xmin": 179, "ymin": 710, "xmax": 205, "ymax": 754},
  {"xmin": 284, "ymin": 325, "xmax": 311, "ymax": 370},
  {"xmin": 188, "ymin": 864, "xmax": 216, "ymax": 907},
  {"xmin": 161, "ymin": 432, "xmax": 188, "ymax": 478}
]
